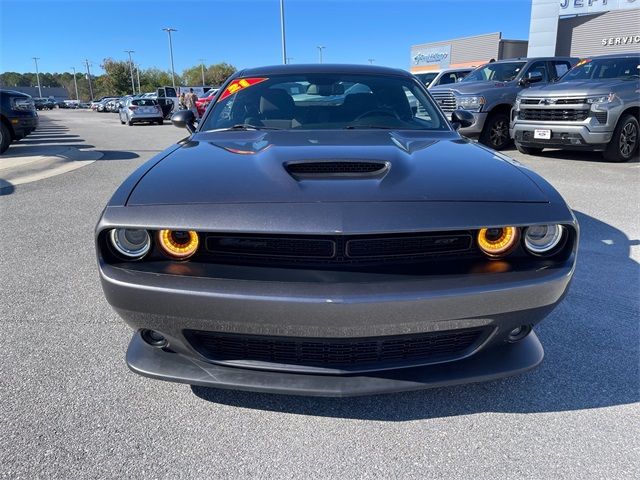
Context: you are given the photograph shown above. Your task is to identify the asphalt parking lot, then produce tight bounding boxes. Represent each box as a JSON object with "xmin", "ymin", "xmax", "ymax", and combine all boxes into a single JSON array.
[{"xmin": 1, "ymin": 109, "xmax": 638, "ymax": 479}]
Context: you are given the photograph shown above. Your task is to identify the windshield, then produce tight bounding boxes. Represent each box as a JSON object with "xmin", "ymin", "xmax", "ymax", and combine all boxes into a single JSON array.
[
  {"xmin": 200, "ymin": 73, "xmax": 448, "ymax": 131},
  {"xmin": 462, "ymin": 62, "xmax": 526, "ymax": 83},
  {"xmin": 560, "ymin": 57, "xmax": 640, "ymax": 82},
  {"xmin": 415, "ymin": 72, "xmax": 438, "ymax": 87}
]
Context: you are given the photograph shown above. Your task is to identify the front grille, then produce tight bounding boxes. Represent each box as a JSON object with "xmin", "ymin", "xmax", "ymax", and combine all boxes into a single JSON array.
[
  {"xmin": 432, "ymin": 91, "xmax": 457, "ymax": 113},
  {"xmin": 203, "ymin": 231, "xmax": 474, "ymax": 268},
  {"xmin": 521, "ymin": 98, "xmax": 588, "ymax": 105},
  {"xmin": 285, "ymin": 161, "xmax": 387, "ymax": 178},
  {"xmin": 519, "ymin": 109, "xmax": 589, "ymax": 121},
  {"xmin": 184, "ymin": 328, "xmax": 486, "ymax": 371}
]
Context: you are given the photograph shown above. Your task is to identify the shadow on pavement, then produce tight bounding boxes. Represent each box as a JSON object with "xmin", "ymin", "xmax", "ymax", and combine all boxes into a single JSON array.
[
  {"xmin": 529, "ymin": 148, "xmax": 639, "ymax": 164},
  {"xmin": 97, "ymin": 151, "xmax": 140, "ymax": 161},
  {"xmin": 192, "ymin": 210, "xmax": 639, "ymax": 420},
  {"xmin": 0, "ymin": 178, "xmax": 15, "ymax": 195}
]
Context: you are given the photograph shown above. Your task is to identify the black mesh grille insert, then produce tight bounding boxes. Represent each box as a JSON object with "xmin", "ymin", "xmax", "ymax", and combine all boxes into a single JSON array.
[
  {"xmin": 285, "ymin": 161, "xmax": 387, "ymax": 177},
  {"xmin": 184, "ymin": 328, "xmax": 486, "ymax": 370},
  {"xmin": 520, "ymin": 109, "xmax": 589, "ymax": 121},
  {"xmin": 594, "ymin": 112, "xmax": 608, "ymax": 124}
]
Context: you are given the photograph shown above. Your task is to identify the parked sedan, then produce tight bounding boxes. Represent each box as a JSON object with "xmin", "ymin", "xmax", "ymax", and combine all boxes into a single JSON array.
[
  {"xmin": 118, "ymin": 97, "xmax": 163, "ymax": 125},
  {"xmin": 0, "ymin": 89, "xmax": 38, "ymax": 153},
  {"xmin": 195, "ymin": 89, "xmax": 219, "ymax": 117},
  {"xmin": 96, "ymin": 64, "xmax": 578, "ymax": 396}
]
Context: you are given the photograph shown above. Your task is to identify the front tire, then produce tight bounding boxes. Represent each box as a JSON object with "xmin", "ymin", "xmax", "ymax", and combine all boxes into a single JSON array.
[
  {"xmin": 603, "ymin": 114, "xmax": 639, "ymax": 163},
  {"xmin": 515, "ymin": 143, "xmax": 544, "ymax": 155},
  {"xmin": 480, "ymin": 112, "xmax": 511, "ymax": 151},
  {"xmin": 0, "ymin": 122, "xmax": 11, "ymax": 154},
  {"xmin": 157, "ymin": 119, "xmax": 163, "ymax": 125},
  {"xmin": 128, "ymin": 119, "xmax": 134, "ymax": 126}
]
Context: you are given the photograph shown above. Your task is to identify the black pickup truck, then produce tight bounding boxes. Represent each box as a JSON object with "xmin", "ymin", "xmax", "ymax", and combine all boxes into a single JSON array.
[{"xmin": 0, "ymin": 89, "xmax": 38, "ymax": 154}]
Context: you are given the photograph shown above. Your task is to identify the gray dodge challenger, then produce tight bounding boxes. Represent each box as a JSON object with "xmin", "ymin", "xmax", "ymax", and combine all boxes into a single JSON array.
[{"xmin": 96, "ymin": 64, "xmax": 578, "ymax": 396}]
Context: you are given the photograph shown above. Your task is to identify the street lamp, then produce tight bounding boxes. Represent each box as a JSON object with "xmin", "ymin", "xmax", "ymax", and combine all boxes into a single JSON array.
[
  {"xmin": 286, "ymin": 57, "xmax": 294, "ymax": 64},
  {"xmin": 124, "ymin": 50, "xmax": 136, "ymax": 95},
  {"xmin": 32, "ymin": 57, "xmax": 42, "ymax": 98},
  {"xmin": 280, "ymin": 0, "xmax": 287, "ymax": 64},
  {"xmin": 198, "ymin": 58, "xmax": 206, "ymax": 86},
  {"xmin": 84, "ymin": 59, "xmax": 94, "ymax": 101},
  {"xmin": 70, "ymin": 66, "xmax": 80, "ymax": 101},
  {"xmin": 162, "ymin": 28, "xmax": 177, "ymax": 90},
  {"xmin": 135, "ymin": 64, "xmax": 141, "ymax": 94},
  {"xmin": 317, "ymin": 45, "xmax": 325, "ymax": 64},
  {"xmin": 368, "ymin": 58, "xmax": 375, "ymax": 64}
]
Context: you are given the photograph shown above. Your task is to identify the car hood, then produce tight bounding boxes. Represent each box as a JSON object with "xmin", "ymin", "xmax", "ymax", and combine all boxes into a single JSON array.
[
  {"xmin": 126, "ymin": 130, "xmax": 548, "ymax": 205},
  {"xmin": 430, "ymin": 80, "xmax": 517, "ymax": 95},
  {"xmin": 521, "ymin": 79, "xmax": 632, "ymax": 97}
]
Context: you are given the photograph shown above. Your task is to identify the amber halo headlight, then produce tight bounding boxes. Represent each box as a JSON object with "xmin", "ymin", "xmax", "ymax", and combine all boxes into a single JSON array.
[
  {"xmin": 109, "ymin": 228, "xmax": 151, "ymax": 259},
  {"xmin": 157, "ymin": 230, "xmax": 199, "ymax": 259},
  {"xmin": 477, "ymin": 227, "xmax": 519, "ymax": 258},
  {"xmin": 524, "ymin": 224, "xmax": 564, "ymax": 255}
]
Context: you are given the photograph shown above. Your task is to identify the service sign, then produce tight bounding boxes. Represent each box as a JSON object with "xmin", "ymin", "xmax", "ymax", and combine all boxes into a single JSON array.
[
  {"xmin": 559, "ymin": 0, "xmax": 638, "ymax": 16},
  {"xmin": 411, "ymin": 45, "xmax": 451, "ymax": 69}
]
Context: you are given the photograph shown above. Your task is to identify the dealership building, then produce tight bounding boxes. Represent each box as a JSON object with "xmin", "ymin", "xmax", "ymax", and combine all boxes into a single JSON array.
[{"xmin": 410, "ymin": 0, "xmax": 640, "ymax": 73}]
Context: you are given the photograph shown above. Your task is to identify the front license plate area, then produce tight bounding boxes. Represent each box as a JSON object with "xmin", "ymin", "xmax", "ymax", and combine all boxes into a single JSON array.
[{"xmin": 534, "ymin": 129, "xmax": 551, "ymax": 140}]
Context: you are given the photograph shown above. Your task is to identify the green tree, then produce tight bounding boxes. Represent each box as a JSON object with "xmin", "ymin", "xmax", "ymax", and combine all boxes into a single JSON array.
[
  {"xmin": 101, "ymin": 58, "xmax": 135, "ymax": 96},
  {"xmin": 181, "ymin": 62, "xmax": 236, "ymax": 87},
  {"xmin": 138, "ymin": 67, "xmax": 178, "ymax": 93}
]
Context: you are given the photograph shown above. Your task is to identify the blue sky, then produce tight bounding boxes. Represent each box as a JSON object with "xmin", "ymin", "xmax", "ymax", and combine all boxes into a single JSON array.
[{"xmin": 0, "ymin": 0, "xmax": 533, "ymax": 74}]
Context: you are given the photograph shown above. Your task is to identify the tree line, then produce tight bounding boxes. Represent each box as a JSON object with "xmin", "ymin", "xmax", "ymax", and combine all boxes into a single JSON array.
[{"xmin": 0, "ymin": 59, "xmax": 236, "ymax": 100}]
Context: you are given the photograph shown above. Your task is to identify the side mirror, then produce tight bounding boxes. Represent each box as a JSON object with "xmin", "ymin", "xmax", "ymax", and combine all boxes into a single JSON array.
[
  {"xmin": 171, "ymin": 109, "xmax": 196, "ymax": 134},
  {"xmin": 451, "ymin": 109, "xmax": 475, "ymax": 130},
  {"xmin": 520, "ymin": 71, "xmax": 543, "ymax": 86}
]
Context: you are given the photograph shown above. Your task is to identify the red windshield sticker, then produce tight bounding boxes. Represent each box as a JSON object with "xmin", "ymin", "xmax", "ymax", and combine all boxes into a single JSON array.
[
  {"xmin": 218, "ymin": 77, "xmax": 268, "ymax": 102},
  {"xmin": 575, "ymin": 58, "xmax": 591, "ymax": 67}
]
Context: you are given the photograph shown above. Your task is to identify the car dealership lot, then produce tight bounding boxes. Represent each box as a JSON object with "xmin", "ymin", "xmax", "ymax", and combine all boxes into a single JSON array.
[{"xmin": 1, "ymin": 110, "xmax": 638, "ymax": 478}]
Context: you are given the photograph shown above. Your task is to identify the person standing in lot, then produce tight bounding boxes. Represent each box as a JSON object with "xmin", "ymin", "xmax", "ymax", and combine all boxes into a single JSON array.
[{"xmin": 185, "ymin": 88, "xmax": 199, "ymax": 118}]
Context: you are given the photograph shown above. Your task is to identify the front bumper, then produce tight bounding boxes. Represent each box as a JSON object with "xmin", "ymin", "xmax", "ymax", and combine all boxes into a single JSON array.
[
  {"xmin": 511, "ymin": 121, "xmax": 613, "ymax": 149},
  {"xmin": 127, "ymin": 329, "xmax": 544, "ymax": 397},
  {"xmin": 102, "ymin": 257, "xmax": 574, "ymax": 395},
  {"xmin": 458, "ymin": 111, "xmax": 488, "ymax": 137},
  {"xmin": 9, "ymin": 114, "xmax": 38, "ymax": 138}
]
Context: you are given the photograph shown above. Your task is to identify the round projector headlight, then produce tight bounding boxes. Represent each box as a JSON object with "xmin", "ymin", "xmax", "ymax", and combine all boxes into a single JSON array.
[
  {"xmin": 477, "ymin": 227, "xmax": 519, "ymax": 258},
  {"xmin": 157, "ymin": 230, "xmax": 199, "ymax": 259},
  {"xmin": 524, "ymin": 224, "xmax": 564, "ymax": 255},
  {"xmin": 109, "ymin": 228, "xmax": 151, "ymax": 259}
]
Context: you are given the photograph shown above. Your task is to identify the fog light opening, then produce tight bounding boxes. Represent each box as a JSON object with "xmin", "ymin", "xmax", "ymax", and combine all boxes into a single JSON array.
[
  {"xmin": 507, "ymin": 325, "xmax": 532, "ymax": 343},
  {"xmin": 140, "ymin": 329, "xmax": 168, "ymax": 348}
]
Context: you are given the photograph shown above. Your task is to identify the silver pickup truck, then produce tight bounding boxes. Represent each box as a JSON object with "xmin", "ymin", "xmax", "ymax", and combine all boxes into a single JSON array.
[
  {"xmin": 511, "ymin": 54, "xmax": 640, "ymax": 162},
  {"xmin": 430, "ymin": 57, "xmax": 577, "ymax": 150}
]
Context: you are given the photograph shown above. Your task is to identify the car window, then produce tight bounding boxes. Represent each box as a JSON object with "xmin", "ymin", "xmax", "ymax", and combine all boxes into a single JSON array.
[
  {"xmin": 132, "ymin": 99, "xmax": 158, "ymax": 106},
  {"xmin": 462, "ymin": 62, "xmax": 526, "ymax": 82},
  {"xmin": 201, "ymin": 73, "xmax": 448, "ymax": 131},
  {"xmin": 165, "ymin": 87, "xmax": 177, "ymax": 97},
  {"xmin": 415, "ymin": 72, "xmax": 438, "ymax": 87},
  {"xmin": 437, "ymin": 73, "xmax": 457, "ymax": 85},
  {"xmin": 523, "ymin": 61, "xmax": 549, "ymax": 82},
  {"xmin": 552, "ymin": 61, "xmax": 570, "ymax": 80},
  {"xmin": 561, "ymin": 57, "xmax": 640, "ymax": 81}
]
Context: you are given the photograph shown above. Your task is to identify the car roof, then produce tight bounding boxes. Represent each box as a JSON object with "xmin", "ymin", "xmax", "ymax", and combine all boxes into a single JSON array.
[
  {"xmin": 588, "ymin": 53, "xmax": 640, "ymax": 59},
  {"xmin": 236, "ymin": 63, "xmax": 411, "ymax": 78},
  {"xmin": 0, "ymin": 89, "xmax": 31, "ymax": 98},
  {"xmin": 486, "ymin": 57, "xmax": 576, "ymax": 64}
]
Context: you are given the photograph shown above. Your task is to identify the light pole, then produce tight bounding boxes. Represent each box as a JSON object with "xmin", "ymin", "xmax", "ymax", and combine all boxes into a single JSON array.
[
  {"xmin": 84, "ymin": 59, "xmax": 94, "ymax": 101},
  {"xmin": 198, "ymin": 58, "xmax": 206, "ymax": 86},
  {"xmin": 368, "ymin": 58, "xmax": 375, "ymax": 64},
  {"xmin": 124, "ymin": 50, "xmax": 136, "ymax": 95},
  {"xmin": 136, "ymin": 64, "xmax": 141, "ymax": 94},
  {"xmin": 70, "ymin": 66, "xmax": 80, "ymax": 101},
  {"xmin": 286, "ymin": 57, "xmax": 294, "ymax": 64},
  {"xmin": 317, "ymin": 45, "xmax": 325, "ymax": 64},
  {"xmin": 280, "ymin": 0, "xmax": 287, "ymax": 64},
  {"xmin": 162, "ymin": 28, "xmax": 177, "ymax": 89},
  {"xmin": 32, "ymin": 57, "xmax": 42, "ymax": 98}
]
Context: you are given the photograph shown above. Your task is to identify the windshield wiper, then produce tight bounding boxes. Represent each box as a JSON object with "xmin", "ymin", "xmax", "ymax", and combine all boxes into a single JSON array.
[
  {"xmin": 225, "ymin": 124, "xmax": 282, "ymax": 131},
  {"xmin": 344, "ymin": 124, "xmax": 396, "ymax": 130}
]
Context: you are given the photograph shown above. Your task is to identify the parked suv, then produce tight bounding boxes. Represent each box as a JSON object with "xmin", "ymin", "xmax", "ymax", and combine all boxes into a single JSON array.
[
  {"xmin": 430, "ymin": 57, "xmax": 577, "ymax": 150},
  {"xmin": 416, "ymin": 68, "xmax": 473, "ymax": 89},
  {"xmin": 0, "ymin": 89, "xmax": 38, "ymax": 154},
  {"xmin": 511, "ymin": 54, "xmax": 640, "ymax": 162}
]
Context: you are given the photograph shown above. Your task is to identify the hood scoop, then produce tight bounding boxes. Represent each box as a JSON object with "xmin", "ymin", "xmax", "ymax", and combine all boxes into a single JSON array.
[{"xmin": 285, "ymin": 161, "xmax": 389, "ymax": 180}]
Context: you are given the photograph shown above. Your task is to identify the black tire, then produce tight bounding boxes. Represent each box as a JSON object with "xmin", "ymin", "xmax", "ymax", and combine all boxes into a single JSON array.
[
  {"xmin": 515, "ymin": 143, "xmax": 544, "ymax": 155},
  {"xmin": 479, "ymin": 112, "xmax": 512, "ymax": 151},
  {"xmin": 157, "ymin": 119, "xmax": 163, "ymax": 125},
  {"xmin": 603, "ymin": 114, "xmax": 639, "ymax": 163},
  {"xmin": 0, "ymin": 122, "xmax": 11, "ymax": 154},
  {"xmin": 127, "ymin": 120, "xmax": 134, "ymax": 126}
]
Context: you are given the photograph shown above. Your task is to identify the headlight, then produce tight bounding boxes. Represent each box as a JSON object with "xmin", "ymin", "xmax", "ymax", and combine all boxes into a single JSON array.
[
  {"xmin": 157, "ymin": 230, "xmax": 199, "ymax": 259},
  {"xmin": 10, "ymin": 97, "xmax": 34, "ymax": 111},
  {"xmin": 514, "ymin": 97, "xmax": 521, "ymax": 111},
  {"xmin": 458, "ymin": 95, "xmax": 485, "ymax": 112},
  {"xmin": 586, "ymin": 93, "xmax": 619, "ymax": 108},
  {"xmin": 477, "ymin": 227, "xmax": 519, "ymax": 258},
  {"xmin": 109, "ymin": 228, "xmax": 151, "ymax": 259},
  {"xmin": 523, "ymin": 224, "xmax": 565, "ymax": 255}
]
